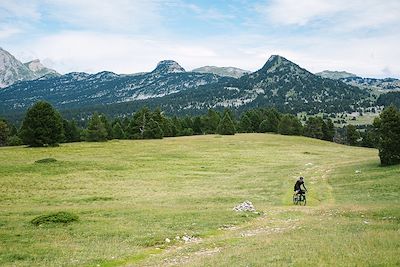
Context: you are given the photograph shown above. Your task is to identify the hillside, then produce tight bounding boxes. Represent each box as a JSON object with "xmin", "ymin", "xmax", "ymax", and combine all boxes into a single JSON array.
[
  {"xmin": 192, "ymin": 66, "xmax": 250, "ymax": 78},
  {"xmin": 0, "ymin": 134, "xmax": 398, "ymax": 266}
]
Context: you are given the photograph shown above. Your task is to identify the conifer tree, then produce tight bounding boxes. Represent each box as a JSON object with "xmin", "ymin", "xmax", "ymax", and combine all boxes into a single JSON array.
[
  {"xmin": 304, "ymin": 117, "xmax": 324, "ymax": 139},
  {"xmin": 112, "ymin": 122, "xmax": 125, "ymax": 139},
  {"xmin": 374, "ymin": 105, "xmax": 400, "ymax": 165},
  {"xmin": 217, "ymin": 112, "xmax": 236, "ymax": 135},
  {"xmin": 278, "ymin": 114, "xmax": 302, "ymax": 135},
  {"xmin": 203, "ymin": 109, "xmax": 220, "ymax": 134},
  {"xmin": 239, "ymin": 114, "xmax": 253, "ymax": 132},
  {"xmin": 143, "ymin": 118, "xmax": 164, "ymax": 139},
  {"xmin": 322, "ymin": 118, "xmax": 335, "ymax": 141},
  {"xmin": 346, "ymin": 124, "xmax": 360, "ymax": 146},
  {"xmin": 0, "ymin": 120, "xmax": 10, "ymax": 146},
  {"xmin": 20, "ymin": 101, "xmax": 64, "ymax": 147},
  {"xmin": 63, "ymin": 119, "xmax": 80, "ymax": 142},
  {"xmin": 85, "ymin": 112, "xmax": 108, "ymax": 142},
  {"xmin": 100, "ymin": 115, "xmax": 113, "ymax": 140}
]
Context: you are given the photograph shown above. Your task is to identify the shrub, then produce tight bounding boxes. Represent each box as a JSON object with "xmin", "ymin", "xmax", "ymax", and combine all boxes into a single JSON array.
[{"xmin": 30, "ymin": 211, "xmax": 79, "ymax": 226}]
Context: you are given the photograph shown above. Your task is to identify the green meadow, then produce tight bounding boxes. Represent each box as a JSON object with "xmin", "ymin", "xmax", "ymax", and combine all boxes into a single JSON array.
[{"xmin": 0, "ymin": 134, "xmax": 399, "ymax": 266}]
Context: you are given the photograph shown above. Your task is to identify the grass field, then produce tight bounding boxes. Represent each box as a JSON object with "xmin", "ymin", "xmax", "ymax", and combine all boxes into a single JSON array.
[{"xmin": 0, "ymin": 134, "xmax": 399, "ymax": 266}]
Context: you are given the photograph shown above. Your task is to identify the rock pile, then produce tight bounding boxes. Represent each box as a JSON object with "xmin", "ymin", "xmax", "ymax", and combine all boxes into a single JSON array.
[{"xmin": 232, "ymin": 201, "xmax": 256, "ymax": 212}]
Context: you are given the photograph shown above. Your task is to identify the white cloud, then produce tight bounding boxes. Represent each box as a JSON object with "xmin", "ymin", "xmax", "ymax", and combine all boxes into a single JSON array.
[
  {"xmin": 0, "ymin": 0, "xmax": 41, "ymax": 21},
  {"xmin": 43, "ymin": 0, "xmax": 165, "ymax": 33},
  {"xmin": 257, "ymin": 0, "xmax": 400, "ymax": 31},
  {"xmin": 0, "ymin": 25, "xmax": 22, "ymax": 39}
]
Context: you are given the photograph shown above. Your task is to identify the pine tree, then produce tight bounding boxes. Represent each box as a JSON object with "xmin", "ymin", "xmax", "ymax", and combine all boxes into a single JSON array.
[
  {"xmin": 322, "ymin": 118, "xmax": 335, "ymax": 141},
  {"xmin": 0, "ymin": 120, "xmax": 10, "ymax": 146},
  {"xmin": 20, "ymin": 101, "xmax": 64, "ymax": 147},
  {"xmin": 126, "ymin": 107, "xmax": 151, "ymax": 139},
  {"xmin": 192, "ymin": 116, "xmax": 203, "ymax": 135},
  {"xmin": 217, "ymin": 112, "xmax": 236, "ymax": 135},
  {"xmin": 278, "ymin": 114, "xmax": 302, "ymax": 135},
  {"xmin": 100, "ymin": 114, "xmax": 113, "ymax": 140},
  {"xmin": 203, "ymin": 109, "xmax": 220, "ymax": 134},
  {"xmin": 374, "ymin": 105, "xmax": 400, "ymax": 166},
  {"xmin": 346, "ymin": 125, "xmax": 360, "ymax": 146},
  {"xmin": 85, "ymin": 113, "xmax": 108, "ymax": 142},
  {"xmin": 63, "ymin": 119, "xmax": 80, "ymax": 142},
  {"xmin": 239, "ymin": 114, "xmax": 253, "ymax": 133},
  {"xmin": 304, "ymin": 117, "xmax": 324, "ymax": 139},
  {"xmin": 143, "ymin": 119, "xmax": 163, "ymax": 139},
  {"xmin": 112, "ymin": 122, "xmax": 125, "ymax": 139}
]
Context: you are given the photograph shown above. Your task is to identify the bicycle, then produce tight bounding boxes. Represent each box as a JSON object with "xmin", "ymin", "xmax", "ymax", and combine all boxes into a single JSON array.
[{"xmin": 293, "ymin": 192, "xmax": 306, "ymax": 206}]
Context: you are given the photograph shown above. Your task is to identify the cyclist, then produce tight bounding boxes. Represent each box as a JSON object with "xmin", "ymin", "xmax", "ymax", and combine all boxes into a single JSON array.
[{"xmin": 294, "ymin": 176, "xmax": 307, "ymax": 195}]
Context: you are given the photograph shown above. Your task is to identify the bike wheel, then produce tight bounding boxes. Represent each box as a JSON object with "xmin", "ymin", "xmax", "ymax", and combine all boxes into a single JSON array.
[
  {"xmin": 299, "ymin": 195, "xmax": 306, "ymax": 206},
  {"xmin": 293, "ymin": 195, "xmax": 298, "ymax": 205}
]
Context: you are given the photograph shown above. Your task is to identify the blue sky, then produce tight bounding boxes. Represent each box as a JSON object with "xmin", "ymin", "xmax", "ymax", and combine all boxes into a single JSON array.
[{"xmin": 1, "ymin": 0, "xmax": 399, "ymax": 77}]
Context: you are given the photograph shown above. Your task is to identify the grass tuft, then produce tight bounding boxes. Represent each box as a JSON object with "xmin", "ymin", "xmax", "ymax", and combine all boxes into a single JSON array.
[
  {"xmin": 34, "ymin": 158, "xmax": 57, "ymax": 164},
  {"xmin": 30, "ymin": 211, "xmax": 79, "ymax": 226}
]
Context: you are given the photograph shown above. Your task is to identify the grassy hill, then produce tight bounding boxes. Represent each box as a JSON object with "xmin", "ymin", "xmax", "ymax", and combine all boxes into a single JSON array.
[{"xmin": 0, "ymin": 134, "xmax": 398, "ymax": 266}]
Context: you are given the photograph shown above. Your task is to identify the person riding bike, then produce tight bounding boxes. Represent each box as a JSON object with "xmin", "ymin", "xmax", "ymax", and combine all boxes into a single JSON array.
[{"xmin": 294, "ymin": 176, "xmax": 308, "ymax": 195}]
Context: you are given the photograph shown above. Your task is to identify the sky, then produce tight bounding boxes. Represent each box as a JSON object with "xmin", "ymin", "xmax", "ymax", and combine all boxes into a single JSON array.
[{"xmin": 1, "ymin": 0, "xmax": 399, "ymax": 78}]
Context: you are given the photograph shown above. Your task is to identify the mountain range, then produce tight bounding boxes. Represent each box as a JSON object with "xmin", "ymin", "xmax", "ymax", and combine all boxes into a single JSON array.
[
  {"xmin": 315, "ymin": 70, "xmax": 400, "ymax": 91},
  {"xmin": 0, "ymin": 47, "xmax": 398, "ymax": 121},
  {"xmin": 0, "ymin": 47, "xmax": 58, "ymax": 88}
]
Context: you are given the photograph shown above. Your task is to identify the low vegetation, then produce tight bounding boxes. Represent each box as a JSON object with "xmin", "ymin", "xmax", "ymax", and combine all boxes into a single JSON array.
[
  {"xmin": 30, "ymin": 211, "xmax": 79, "ymax": 226},
  {"xmin": 0, "ymin": 134, "xmax": 398, "ymax": 266}
]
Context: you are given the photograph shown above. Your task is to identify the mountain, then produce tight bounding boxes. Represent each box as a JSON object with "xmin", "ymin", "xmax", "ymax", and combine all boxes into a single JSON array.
[
  {"xmin": 144, "ymin": 55, "xmax": 370, "ymax": 115},
  {"xmin": 0, "ymin": 47, "xmax": 36, "ymax": 88},
  {"xmin": 316, "ymin": 69, "xmax": 400, "ymax": 92},
  {"xmin": 192, "ymin": 66, "xmax": 250, "ymax": 78},
  {"xmin": 315, "ymin": 70, "xmax": 358, "ymax": 80},
  {"xmin": 24, "ymin": 59, "xmax": 59, "ymax": 78},
  {"xmin": 339, "ymin": 77, "xmax": 400, "ymax": 91},
  {"xmin": 0, "ymin": 55, "xmax": 373, "ymax": 120},
  {"xmin": 0, "ymin": 60, "xmax": 229, "ymax": 114},
  {"xmin": 0, "ymin": 47, "xmax": 60, "ymax": 88}
]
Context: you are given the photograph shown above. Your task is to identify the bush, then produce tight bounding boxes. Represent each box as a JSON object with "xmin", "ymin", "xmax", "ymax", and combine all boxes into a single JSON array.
[
  {"xmin": 30, "ymin": 211, "xmax": 79, "ymax": 226},
  {"xmin": 34, "ymin": 158, "xmax": 57, "ymax": 164},
  {"xmin": 7, "ymin": 135, "xmax": 23, "ymax": 146}
]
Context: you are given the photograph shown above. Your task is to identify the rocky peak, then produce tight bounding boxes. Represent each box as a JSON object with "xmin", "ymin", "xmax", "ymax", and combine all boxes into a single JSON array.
[
  {"xmin": 152, "ymin": 60, "xmax": 185, "ymax": 74},
  {"xmin": 24, "ymin": 59, "xmax": 59, "ymax": 78},
  {"xmin": 0, "ymin": 47, "xmax": 35, "ymax": 88}
]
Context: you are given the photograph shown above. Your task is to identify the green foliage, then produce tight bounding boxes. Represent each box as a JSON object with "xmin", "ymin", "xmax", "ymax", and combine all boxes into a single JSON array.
[
  {"xmin": 0, "ymin": 120, "xmax": 10, "ymax": 146},
  {"xmin": 6, "ymin": 135, "xmax": 22, "ymax": 146},
  {"xmin": 278, "ymin": 114, "xmax": 302, "ymax": 135},
  {"xmin": 322, "ymin": 118, "xmax": 335, "ymax": 141},
  {"xmin": 20, "ymin": 101, "xmax": 64, "ymax": 147},
  {"xmin": 62, "ymin": 119, "xmax": 81, "ymax": 143},
  {"xmin": 304, "ymin": 117, "xmax": 324, "ymax": 139},
  {"xmin": 239, "ymin": 114, "xmax": 253, "ymax": 133},
  {"xmin": 85, "ymin": 112, "xmax": 108, "ymax": 142},
  {"xmin": 203, "ymin": 109, "xmax": 220, "ymax": 134},
  {"xmin": 143, "ymin": 118, "xmax": 164, "ymax": 139},
  {"xmin": 374, "ymin": 105, "xmax": 400, "ymax": 166},
  {"xmin": 100, "ymin": 115, "xmax": 113, "ymax": 140},
  {"xmin": 30, "ymin": 211, "xmax": 79, "ymax": 226},
  {"xmin": 217, "ymin": 111, "xmax": 236, "ymax": 135},
  {"xmin": 34, "ymin": 158, "xmax": 57, "ymax": 164},
  {"xmin": 112, "ymin": 122, "xmax": 125, "ymax": 139},
  {"xmin": 346, "ymin": 125, "xmax": 360, "ymax": 146}
]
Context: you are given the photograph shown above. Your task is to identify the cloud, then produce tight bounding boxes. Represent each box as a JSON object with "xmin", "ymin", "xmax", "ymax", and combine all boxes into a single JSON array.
[
  {"xmin": 0, "ymin": 0, "xmax": 41, "ymax": 21},
  {"xmin": 43, "ymin": 0, "xmax": 164, "ymax": 33},
  {"xmin": 256, "ymin": 0, "xmax": 400, "ymax": 31},
  {"xmin": 0, "ymin": 25, "xmax": 22, "ymax": 39}
]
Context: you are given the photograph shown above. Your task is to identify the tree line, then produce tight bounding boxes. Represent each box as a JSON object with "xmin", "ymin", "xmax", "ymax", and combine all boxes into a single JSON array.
[{"xmin": 0, "ymin": 101, "xmax": 399, "ymax": 166}]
